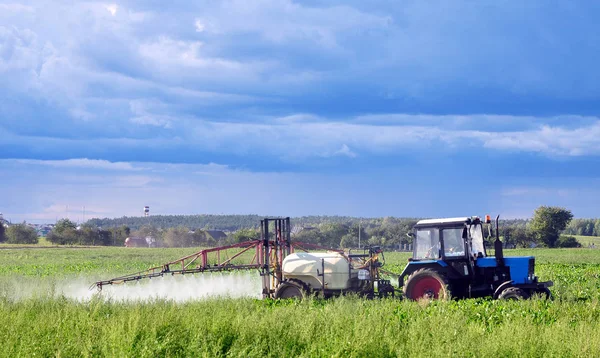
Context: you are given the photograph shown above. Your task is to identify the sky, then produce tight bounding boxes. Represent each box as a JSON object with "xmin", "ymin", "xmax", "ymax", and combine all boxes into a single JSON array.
[{"xmin": 1, "ymin": 0, "xmax": 600, "ymax": 223}]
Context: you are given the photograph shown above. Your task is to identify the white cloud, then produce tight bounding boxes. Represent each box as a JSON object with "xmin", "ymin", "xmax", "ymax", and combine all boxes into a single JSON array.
[
  {"xmin": 139, "ymin": 36, "xmax": 243, "ymax": 71},
  {"xmin": 501, "ymin": 187, "xmax": 573, "ymax": 199},
  {"xmin": 23, "ymin": 204, "xmax": 112, "ymax": 221},
  {"xmin": 198, "ymin": 0, "xmax": 391, "ymax": 48},
  {"xmin": 194, "ymin": 19, "xmax": 205, "ymax": 32},
  {"xmin": 3, "ymin": 158, "xmax": 140, "ymax": 171},
  {"xmin": 0, "ymin": 3, "xmax": 35, "ymax": 13},
  {"xmin": 130, "ymin": 115, "xmax": 174, "ymax": 128},
  {"xmin": 480, "ymin": 123, "xmax": 600, "ymax": 156},
  {"xmin": 106, "ymin": 4, "xmax": 118, "ymax": 16},
  {"xmin": 333, "ymin": 144, "xmax": 357, "ymax": 158},
  {"xmin": 183, "ymin": 114, "xmax": 600, "ymax": 159}
]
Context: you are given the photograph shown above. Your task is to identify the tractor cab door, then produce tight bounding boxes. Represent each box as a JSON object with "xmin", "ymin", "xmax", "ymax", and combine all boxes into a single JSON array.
[
  {"xmin": 469, "ymin": 224, "xmax": 486, "ymax": 258},
  {"xmin": 413, "ymin": 228, "xmax": 441, "ymax": 260},
  {"xmin": 440, "ymin": 227, "xmax": 473, "ymax": 278},
  {"xmin": 440, "ymin": 227, "xmax": 467, "ymax": 259}
]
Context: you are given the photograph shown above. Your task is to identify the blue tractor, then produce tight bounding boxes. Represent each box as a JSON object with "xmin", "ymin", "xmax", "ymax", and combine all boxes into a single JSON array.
[{"xmin": 398, "ymin": 216, "xmax": 553, "ymax": 300}]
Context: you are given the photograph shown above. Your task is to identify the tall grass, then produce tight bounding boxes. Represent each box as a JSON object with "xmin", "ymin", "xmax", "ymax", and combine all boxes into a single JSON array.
[
  {"xmin": 1, "ymin": 247, "xmax": 599, "ymax": 357},
  {"xmin": 1, "ymin": 296, "xmax": 599, "ymax": 357}
]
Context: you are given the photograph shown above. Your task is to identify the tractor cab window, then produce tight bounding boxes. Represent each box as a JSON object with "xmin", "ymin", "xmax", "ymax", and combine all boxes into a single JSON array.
[
  {"xmin": 414, "ymin": 229, "xmax": 440, "ymax": 260},
  {"xmin": 442, "ymin": 228, "xmax": 465, "ymax": 257},
  {"xmin": 470, "ymin": 224, "xmax": 486, "ymax": 257}
]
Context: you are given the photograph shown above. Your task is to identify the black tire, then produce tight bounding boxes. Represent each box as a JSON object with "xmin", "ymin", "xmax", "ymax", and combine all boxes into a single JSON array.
[
  {"xmin": 274, "ymin": 281, "xmax": 305, "ymax": 299},
  {"xmin": 403, "ymin": 269, "xmax": 450, "ymax": 301},
  {"xmin": 498, "ymin": 287, "xmax": 530, "ymax": 300}
]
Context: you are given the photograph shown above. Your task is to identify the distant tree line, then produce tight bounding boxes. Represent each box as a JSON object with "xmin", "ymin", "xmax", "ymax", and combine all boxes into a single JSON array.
[
  {"xmin": 46, "ymin": 219, "xmax": 131, "ymax": 246},
  {"xmin": 564, "ymin": 219, "xmax": 600, "ymax": 237},
  {"xmin": 30, "ymin": 206, "xmax": 586, "ymax": 249},
  {"xmin": 85, "ymin": 214, "xmax": 395, "ymax": 232}
]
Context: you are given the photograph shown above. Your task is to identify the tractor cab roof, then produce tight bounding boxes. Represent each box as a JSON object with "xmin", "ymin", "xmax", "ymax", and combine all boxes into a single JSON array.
[{"xmin": 415, "ymin": 217, "xmax": 471, "ymax": 228}]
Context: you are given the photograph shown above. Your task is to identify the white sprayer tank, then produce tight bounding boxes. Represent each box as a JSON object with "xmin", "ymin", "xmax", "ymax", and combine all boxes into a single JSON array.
[{"xmin": 282, "ymin": 252, "xmax": 355, "ymax": 290}]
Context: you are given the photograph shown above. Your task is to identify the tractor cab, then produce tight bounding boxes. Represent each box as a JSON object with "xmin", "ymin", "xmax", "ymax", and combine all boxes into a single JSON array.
[
  {"xmin": 400, "ymin": 215, "xmax": 553, "ymax": 300},
  {"xmin": 411, "ymin": 217, "xmax": 486, "ymax": 262}
]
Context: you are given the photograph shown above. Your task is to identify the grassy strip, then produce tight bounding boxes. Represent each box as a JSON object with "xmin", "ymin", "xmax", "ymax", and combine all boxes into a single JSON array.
[
  {"xmin": 572, "ymin": 235, "xmax": 600, "ymax": 246},
  {"xmin": 1, "ymin": 296, "xmax": 599, "ymax": 357},
  {"xmin": 0, "ymin": 247, "xmax": 599, "ymax": 357}
]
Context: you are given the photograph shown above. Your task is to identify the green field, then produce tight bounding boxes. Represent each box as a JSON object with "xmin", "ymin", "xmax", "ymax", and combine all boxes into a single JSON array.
[
  {"xmin": 573, "ymin": 235, "xmax": 600, "ymax": 247},
  {"xmin": 1, "ymin": 246, "xmax": 600, "ymax": 357}
]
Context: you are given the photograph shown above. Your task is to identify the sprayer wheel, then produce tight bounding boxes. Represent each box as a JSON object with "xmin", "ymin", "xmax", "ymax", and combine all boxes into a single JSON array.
[
  {"xmin": 403, "ymin": 269, "xmax": 450, "ymax": 301},
  {"xmin": 275, "ymin": 281, "xmax": 305, "ymax": 299}
]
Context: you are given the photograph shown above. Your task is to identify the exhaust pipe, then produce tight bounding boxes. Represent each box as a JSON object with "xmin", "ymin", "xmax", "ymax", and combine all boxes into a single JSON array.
[{"xmin": 494, "ymin": 215, "xmax": 504, "ymax": 267}]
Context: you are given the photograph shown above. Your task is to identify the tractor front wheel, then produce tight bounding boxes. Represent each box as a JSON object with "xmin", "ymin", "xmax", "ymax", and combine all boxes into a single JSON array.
[
  {"xmin": 498, "ymin": 287, "xmax": 529, "ymax": 300},
  {"xmin": 403, "ymin": 269, "xmax": 450, "ymax": 300}
]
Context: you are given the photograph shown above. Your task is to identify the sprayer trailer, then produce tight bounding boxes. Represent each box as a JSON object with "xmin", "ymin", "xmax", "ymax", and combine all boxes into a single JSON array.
[
  {"xmin": 398, "ymin": 215, "xmax": 553, "ymax": 300},
  {"xmin": 93, "ymin": 217, "xmax": 395, "ymax": 299}
]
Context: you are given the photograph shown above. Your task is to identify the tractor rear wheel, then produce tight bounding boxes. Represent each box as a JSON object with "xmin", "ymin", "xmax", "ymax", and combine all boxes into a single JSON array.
[
  {"xmin": 403, "ymin": 269, "xmax": 450, "ymax": 300},
  {"xmin": 498, "ymin": 287, "xmax": 529, "ymax": 300},
  {"xmin": 275, "ymin": 281, "xmax": 305, "ymax": 299}
]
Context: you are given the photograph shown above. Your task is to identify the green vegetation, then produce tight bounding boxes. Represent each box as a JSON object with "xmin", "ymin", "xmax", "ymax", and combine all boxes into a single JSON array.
[
  {"xmin": 2, "ymin": 297, "xmax": 600, "ymax": 357},
  {"xmin": 0, "ymin": 247, "xmax": 600, "ymax": 357},
  {"xmin": 529, "ymin": 206, "xmax": 573, "ymax": 248},
  {"xmin": 3, "ymin": 206, "xmax": 579, "ymax": 250},
  {"xmin": 0, "ymin": 223, "xmax": 5, "ymax": 242},
  {"xmin": 0, "ymin": 246, "xmax": 203, "ymax": 277},
  {"xmin": 4, "ymin": 224, "xmax": 39, "ymax": 244},
  {"xmin": 46, "ymin": 219, "xmax": 129, "ymax": 246},
  {"xmin": 76, "ymin": 207, "xmax": 599, "ymax": 250},
  {"xmin": 0, "ymin": 246, "xmax": 599, "ymax": 357},
  {"xmin": 565, "ymin": 218, "xmax": 600, "ymax": 236},
  {"xmin": 573, "ymin": 235, "xmax": 600, "ymax": 247}
]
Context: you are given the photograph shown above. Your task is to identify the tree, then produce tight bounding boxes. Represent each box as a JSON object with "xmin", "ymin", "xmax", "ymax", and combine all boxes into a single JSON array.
[
  {"xmin": 339, "ymin": 223, "xmax": 367, "ymax": 249},
  {"xmin": 6, "ymin": 224, "xmax": 39, "ymax": 244},
  {"xmin": 98, "ymin": 230, "xmax": 113, "ymax": 246},
  {"xmin": 502, "ymin": 226, "xmax": 533, "ymax": 248},
  {"xmin": 0, "ymin": 224, "xmax": 6, "ymax": 243},
  {"xmin": 557, "ymin": 236, "xmax": 581, "ymax": 248},
  {"xmin": 294, "ymin": 227, "xmax": 323, "ymax": 245},
  {"xmin": 594, "ymin": 219, "xmax": 600, "ymax": 237},
  {"xmin": 512, "ymin": 227, "xmax": 533, "ymax": 248},
  {"xmin": 163, "ymin": 227, "xmax": 193, "ymax": 248},
  {"xmin": 188, "ymin": 230, "xmax": 215, "ymax": 246},
  {"xmin": 319, "ymin": 223, "xmax": 348, "ymax": 248},
  {"xmin": 340, "ymin": 233, "xmax": 357, "ymax": 248},
  {"xmin": 78, "ymin": 225, "xmax": 100, "ymax": 245},
  {"xmin": 54, "ymin": 218, "xmax": 77, "ymax": 233},
  {"xmin": 47, "ymin": 229, "xmax": 78, "ymax": 245},
  {"xmin": 47, "ymin": 218, "xmax": 78, "ymax": 245},
  {"xmin": 529, "ymin": 206, "xmax": 573, "ymax": 248},
  {"xmin": 109, "ymin": 225, "xmax": 130, "ymax": 246},
  {"xmin": 230, "ymin": 228, "xmax": 260, "ymax": 243}
]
